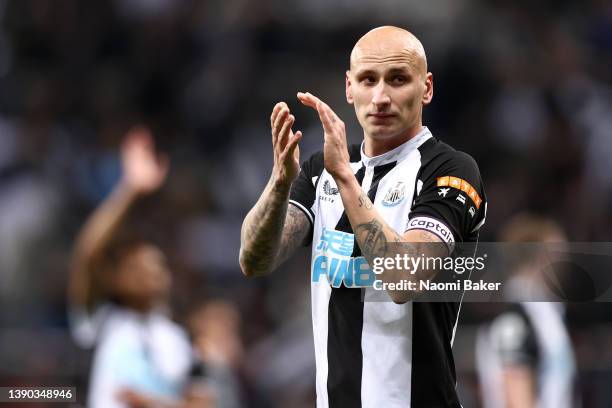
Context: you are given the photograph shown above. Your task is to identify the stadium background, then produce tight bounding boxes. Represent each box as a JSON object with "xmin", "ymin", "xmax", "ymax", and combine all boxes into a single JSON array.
[{"xmin": 0, "ymin": 0, "xmax": 611, "ymax": 406}]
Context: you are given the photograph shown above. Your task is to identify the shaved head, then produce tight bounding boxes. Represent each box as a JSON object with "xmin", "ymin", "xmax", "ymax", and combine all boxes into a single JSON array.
[{"xmin": 350, "ymin": 26, "xmax": 427, "ymax": 77}]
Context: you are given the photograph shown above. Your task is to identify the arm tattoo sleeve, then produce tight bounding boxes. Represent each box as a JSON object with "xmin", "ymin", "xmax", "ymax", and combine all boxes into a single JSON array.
[
  {"xmin": 354, "ymin": 219, "xmax": 387, "ymax": 258},
  {"xmin": 240, "ymin": 182, "xmax": 310, "ymax": 276},
  {"xmin": 275, "ymin": 205, "xmax": 310, "ymax": 267}
]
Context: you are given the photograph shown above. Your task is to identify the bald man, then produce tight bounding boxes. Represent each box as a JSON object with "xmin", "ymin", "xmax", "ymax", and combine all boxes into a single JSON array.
[{"xmin": 240, "ymin": 26, "xmax": 487, "ymax": 407}]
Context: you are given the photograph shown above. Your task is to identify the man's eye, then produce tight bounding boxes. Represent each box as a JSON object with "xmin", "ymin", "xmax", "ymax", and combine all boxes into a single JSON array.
[
  {"xmin": 391, "ymin": 75, "xmax": 407, "ymax": 85},
  {"xmin": 361, "ymin": 76, "xmax": 376, "ymax": 85}
]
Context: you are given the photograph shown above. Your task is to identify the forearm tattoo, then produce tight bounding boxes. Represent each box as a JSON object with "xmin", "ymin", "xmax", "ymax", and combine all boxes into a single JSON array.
[
  {"xmin": 240, "ymin": 192, "xmax": 284, "ymax": 274},
  {"xmin": 355, "ymin": 218, "xmax": 409, "ymax": 257},
  {"xmin": 276, "ymin": 205, "xmax": 310, "ymax": 266},
  {"xmin": 240, "ymin": 186, "xmax": 309, "ymax": 275},
  {"xmin": 358, "ymin": 193, "xmax": 373, "ymax": 210},
  {"xmin": 355, "ymin": 219, "xmax": 387, "ymax": 258}
]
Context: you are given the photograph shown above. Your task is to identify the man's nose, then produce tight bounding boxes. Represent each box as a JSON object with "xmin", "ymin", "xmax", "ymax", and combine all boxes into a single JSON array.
[{"xmin": 371, "ymin": 81, "xmax": 391, "ymax": 109}]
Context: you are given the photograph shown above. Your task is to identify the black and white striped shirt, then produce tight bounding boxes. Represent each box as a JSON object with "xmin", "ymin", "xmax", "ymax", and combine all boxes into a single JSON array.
[{"xmin": 289, "ymin": 127, "xmax": 487, "ymax": 408}]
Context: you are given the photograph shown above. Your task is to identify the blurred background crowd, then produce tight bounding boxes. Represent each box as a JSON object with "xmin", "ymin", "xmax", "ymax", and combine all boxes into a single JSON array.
[{"xmin": 0, "ymin": 0, "xmax": 611, "ymax": 406}]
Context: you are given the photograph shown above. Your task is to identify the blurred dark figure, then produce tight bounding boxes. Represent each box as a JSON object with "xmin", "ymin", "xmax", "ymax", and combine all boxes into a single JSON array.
[
  {"xmin": 67, "ymin": 127, "xmax": 213, "ymax": 407},
  {"xmin": 187, "ymin": 300, "xmax": 245, "ymax": 408},
  {"xmin": 476, "ymin": 214, "xmax": 577, "ymax": 408}
]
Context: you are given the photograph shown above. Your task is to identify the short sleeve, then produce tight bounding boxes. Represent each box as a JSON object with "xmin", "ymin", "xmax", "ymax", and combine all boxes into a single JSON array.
[
  {"xmin": 407, "ymin": 150, "xmax": 487, "ymax": 245},
  {"xmin": 289, "ymin": 151, "xmax": 324, "ymax": 243},
  {"xmin": 489, "ymin": 312, "xmax": 538, "ymax": 367},
  {"xmin": 68, "ymin": 304, "xmax": 112, "ymax": 349}
]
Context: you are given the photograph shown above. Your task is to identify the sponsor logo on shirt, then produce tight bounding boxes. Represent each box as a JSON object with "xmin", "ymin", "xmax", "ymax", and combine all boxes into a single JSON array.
[
  {"xmin": 437, "ymin": 176, "xmax": 482, "ymax": 208},
  {"xmin": 382, "ymin": 181, "xmax": 406, "ymax": 207},
  {"xmin": 311, "ymin": 228, "xmax": 375, "ymax": 287}
]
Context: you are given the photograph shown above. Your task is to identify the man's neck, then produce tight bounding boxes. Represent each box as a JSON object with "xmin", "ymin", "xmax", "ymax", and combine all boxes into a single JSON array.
[{"xmin": 363, "ymin": 124, "xmax": 424, "ymax": 157}]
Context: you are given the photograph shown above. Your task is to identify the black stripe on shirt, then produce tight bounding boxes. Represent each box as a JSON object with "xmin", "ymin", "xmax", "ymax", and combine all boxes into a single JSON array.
[{"xmin": 327, "ymin": 161, "xmax": 397, "ymax": 408}]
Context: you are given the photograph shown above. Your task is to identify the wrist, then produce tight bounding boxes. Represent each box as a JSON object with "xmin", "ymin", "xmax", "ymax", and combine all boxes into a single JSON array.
[
  {"xmin": 331, "ymin": 167, "xmax": 354, "ymax": 186},
  {"xmin": 270, "ymin": 173, "xmax": 293, "ymax": 196},
  {"xmin": 116, "ymin": 180, "xmax": 143, "ymax": 200}
]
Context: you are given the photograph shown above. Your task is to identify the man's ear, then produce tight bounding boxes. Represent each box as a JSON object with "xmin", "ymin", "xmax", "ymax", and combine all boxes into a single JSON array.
[
  {"xmin": 346, "ymin": 70, "xmax": 354, "ymax": 104},
  {"xmin": 422, "ymin": 72, "xmax": 433, "ymax": 105}
]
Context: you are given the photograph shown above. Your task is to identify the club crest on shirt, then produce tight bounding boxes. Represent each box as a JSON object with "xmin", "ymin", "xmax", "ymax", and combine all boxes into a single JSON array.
[
  {"xmin": 322, "ymin": 180, "xmax": 339, "ymax": 196},
  {"xmin": 319, "ymin": 179, "xmax": 339, "ymax": 203},
  {"xmin": 382, "ymin": 181, "xmax": 406, "ymax": 207}
]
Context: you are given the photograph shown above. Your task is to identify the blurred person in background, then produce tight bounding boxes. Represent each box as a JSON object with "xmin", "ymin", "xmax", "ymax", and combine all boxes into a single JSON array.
[
  {"xmin": 240, "ymin": 26, "xmax": 487, "ymax": 407},
  {"xmin": 67, "ymin": 127, "xmax": 217, "ymax": 408},
  {"xmin": 476, "ymin": 213, "xmax": 577, "ymax": 408},
  {"xmin": 119, "ymin": 300, "xmax": 246, "ymax": 408},
  {"xmin": 187, "ymin": 300, "xmax": 245, "ymax": 408}
]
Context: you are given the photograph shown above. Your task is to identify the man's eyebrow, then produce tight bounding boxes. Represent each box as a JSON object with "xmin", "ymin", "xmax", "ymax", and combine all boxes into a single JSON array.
[
  {"xmin": 353, "ymin": 68, "xmax": 377, "ymax": 76},
  {"xmin": 354, "ymin": 66, "xmax": 411, "ymax": 75},
  {"xmin": 386, "ymin": 66, "xmax": 411, "ymax": 75},
  {"xmin": 352, "ymin": 64, "xmax": 414, "ymax": 79}
]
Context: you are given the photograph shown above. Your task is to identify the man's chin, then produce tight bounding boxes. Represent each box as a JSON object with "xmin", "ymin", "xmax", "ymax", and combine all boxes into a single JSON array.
[{"xmin": 367, "ymin": 126, "xmax": 400, "ymax": 140}]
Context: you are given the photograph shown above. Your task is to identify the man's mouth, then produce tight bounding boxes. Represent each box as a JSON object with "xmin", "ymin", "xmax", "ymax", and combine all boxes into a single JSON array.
[{"xmin": 368, "ymin": 113, "xmax": 396, "ymax": 119}]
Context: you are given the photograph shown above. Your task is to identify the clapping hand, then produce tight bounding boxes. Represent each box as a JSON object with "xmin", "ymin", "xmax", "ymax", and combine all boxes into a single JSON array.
[
  {"xmin": 297, "ymin": 92, "xmax": 352, "ymax": 181},
  {"xmin": 270, "ymin": 102, "xmax": 302, "ymax": 188}
]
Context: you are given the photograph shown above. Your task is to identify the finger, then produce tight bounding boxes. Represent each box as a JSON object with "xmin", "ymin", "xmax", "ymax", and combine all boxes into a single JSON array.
[
  {"xmin": 270, "ymin": 103, "xmax": 282, "ymax": 128},
  {"xmin": 299, "ymin": 92, "xmax": 335, "ymax": 117},
  {"xmin": 273, "ymin": 107, "xmax": 289, "ymax": 142},
  {"xmin": 297, "ymin": 92, "xmax": 338, "ymax": 131},
  {"xmin": 272, "ymin": 108, "xmax": 289, "ymax": 152},
  {"xmin": 281, "ymin": 130, "xmax": 302, "ymax": 161},
  {"xmin": 124, "ymin": 125, "xmax": 153, "ymax": 151},
  {"xmin": 273, "ymin": 107, "xmax": 288, "ymax": 135},
  {"xmin": 278, "ymin": 114, "xmax": 295, "ymax": 151},
  {"xmin": 270, "ymin": 102, "xmax": 286, "ymax": 129},
  {"xmin": 297, "ymin": 92, "xmax": 322, "ymax": 109},
  {"xmin": 314, "ymin": 97, "xmax": 338, "ymax": 122},
  {"xmin": 315, "ymin": 102, "xmax": 336, "ymax": 134}
]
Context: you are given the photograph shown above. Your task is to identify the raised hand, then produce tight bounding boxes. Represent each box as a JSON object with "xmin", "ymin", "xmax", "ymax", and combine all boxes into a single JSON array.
[
  {"xmin": 297, "ymin": 92, "xmax": 351, "ymax": 181},
  {"xmin": 120, "ymin": 126, "xmax": 169, "ymax": 195},
  {"xmin": 270, "ymin": 102, "xmax": 302, "ymax": 188}
]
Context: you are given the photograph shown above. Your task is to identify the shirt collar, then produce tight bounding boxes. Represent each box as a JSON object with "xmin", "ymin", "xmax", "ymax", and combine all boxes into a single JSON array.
[{"xmin": 360, "ymin": 126, "xmax": 433, "ymax": 167}]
